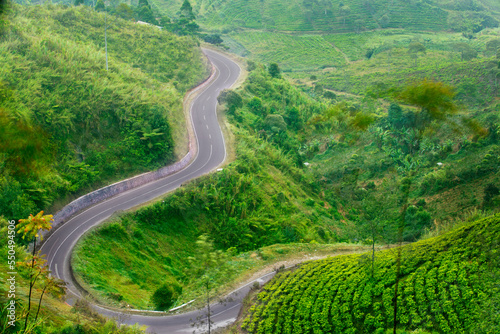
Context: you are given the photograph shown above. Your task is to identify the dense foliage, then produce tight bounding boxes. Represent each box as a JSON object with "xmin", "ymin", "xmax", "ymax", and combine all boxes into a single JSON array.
[
  {"xmin": 241, "ymin": 214, "xmax": 500, "ymax": 333},
  {"xmin": 0, "ymin": 4, "xmax": 206, "ymax": 220}
]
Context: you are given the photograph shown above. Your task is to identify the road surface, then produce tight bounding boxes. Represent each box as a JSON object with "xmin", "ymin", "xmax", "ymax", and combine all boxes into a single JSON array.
[{"xmin": 40, "ymin": 49, "xmax": 274, "ymax": 333}]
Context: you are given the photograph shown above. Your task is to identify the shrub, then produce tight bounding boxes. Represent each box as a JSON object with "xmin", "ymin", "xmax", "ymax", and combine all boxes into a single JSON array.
[{"xmin": 150, "ymin": 283, "xmax": 182, "ymax": 311}]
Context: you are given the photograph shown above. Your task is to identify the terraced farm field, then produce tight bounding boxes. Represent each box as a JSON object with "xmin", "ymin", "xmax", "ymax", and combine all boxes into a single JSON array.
[
  {"xmin": 241, "ymin": 214, "xmax": 500, "ymax": 333},
  {"xmin": 226, "ymin": 32, "xmax": 347, "ymax": 71},
  {"xmin": 153, "ymin": 0, "xmax": 457, "ymax": 32},
  {"xmin": 322, "ymin": 30, "xmax": 479, "ymax": 62}
]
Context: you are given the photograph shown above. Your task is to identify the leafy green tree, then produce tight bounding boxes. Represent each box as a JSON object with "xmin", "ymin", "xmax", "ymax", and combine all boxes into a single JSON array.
[
  {"xmin": 407, "ymin": 41, "xmax": 426, "ymax": 66},
  {"xmin": 188, "ymin": 235, "xmax": 229, "ymax": 334},
  {"xmin": 179, "ymin": 0, "xmax": 195, "ymax": 20},
  {"xmin": 360, "ymin": 192, "xmax": 394, "ymax": 278},
  {"xmin": 285, "ymin": 107, "xmax": 303, "ymax": 130},
  {"xmin": 379, "ymin": 14, "xmax": 390, "ymax": 28},
  {"xmin": 365, "ymin": 48, "xmax": 374, "ymax": 60},
  {"xmin": 136, "ymin": 0, "xmax": 158, "ymax": 25},
  {"xmin": 338, "ymin": 4, "xmax": 350, "ymax": 26},
  {"xmin": 114, "ymin": 3, "xmax": 134, "ymax": 20},
  {"xmin": 74, "ymin": 0, "xmax": 85, "ymax": 6},
  {"xmin": 398, "ymin": 79, "xmax": 457, "ymax": 125},
  {"xmin": 268, "ymin": 63, "xmax": 281, "ymax": 79},
  {"xmin": 486, "ymin": 39, "xmax": 500, "ymax": 58},
  {"xmin": 138, "ymin": 0, "xmax": 151, "ymax": 10},
  {"xmin": 167, "ymin": 0, "xmax": 198, "ymax": 35},
  {"xmin": 389, "ymin": 80, "xmax": 457, "ymax": 332},
  {"xmin": 247, "ymin": 96, "xmax": 266, "ymax": 116},
  {"xmin": 203, "ymin": 34, "xmax": 223, "ymax": 45},
  {"xmin": 454, "ymin": 42, "xmax": 477, "ymax": 61},
  {"xmin": 0, "ymin": 0, "xmax": 8, "ymax": 33},
  {"xmin": 95, "ymin": 0, "xmax": 105, "ymax": 12},
  {"xmin": 218, "ymin": 89, "xmax": 242, "ymax": 114},
  {"xmin": 264, "ymin": 114, "xmax": 287, "ymax": 132},
  {"xmin": 483, "ymin": 183, "xmax": 500, "ymax": 208},
  {"xmin": 150, "ymin": 283, "xmax": 181, "ymax": 310}
]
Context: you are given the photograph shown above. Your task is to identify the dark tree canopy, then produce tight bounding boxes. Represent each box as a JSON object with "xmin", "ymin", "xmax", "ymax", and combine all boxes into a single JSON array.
[
  {"xmin": 138, "ymin": 0, "xmax": 151, "ymax": 10},
  {"xmin": 95, "ymin": 0, "xmax": 105, "ymax": 12},
  {"xmin": 180, "ymin": 0, "xmax": 195, "ymax": 20},
  {"xmin": 268, "ymin": 63, "xmax": 281, "ymax": 78}
]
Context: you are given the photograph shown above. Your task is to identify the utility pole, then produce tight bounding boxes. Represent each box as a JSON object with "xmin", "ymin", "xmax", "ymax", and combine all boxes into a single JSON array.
[{"xmin": 105, "ymin": 10, "xmax": 108, "ymax": 71}]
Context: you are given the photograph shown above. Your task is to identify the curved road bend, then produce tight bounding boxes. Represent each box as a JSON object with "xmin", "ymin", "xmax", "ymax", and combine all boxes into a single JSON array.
[{"xmin": 40, "ymin": 49, "xmax": 274, "ymax": 333}]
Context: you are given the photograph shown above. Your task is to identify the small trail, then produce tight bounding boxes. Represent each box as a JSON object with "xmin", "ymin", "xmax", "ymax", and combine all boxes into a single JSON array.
[{"xmin": 330, "ymin": 42, "xmax": 352, "ymax": 65}]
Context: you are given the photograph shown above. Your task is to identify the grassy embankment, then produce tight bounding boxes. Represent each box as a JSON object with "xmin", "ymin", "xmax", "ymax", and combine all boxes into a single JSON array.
[
  {"xmin": 234, "ymin": 213, "xmax": 500, "ymax": 333},
  {"xmin": 0, "ymin": 3, "xmax": 207, "ymax": 221}
]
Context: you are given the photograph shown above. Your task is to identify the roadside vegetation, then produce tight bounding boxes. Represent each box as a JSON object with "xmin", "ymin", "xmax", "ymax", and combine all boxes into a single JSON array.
[
  {"xmin": 0, "ymin": 3, "xmax": 206, "ymax": 221},
  {"xmin": 0, "ymin": 217, "xmax": 147, "ymax": 334}
]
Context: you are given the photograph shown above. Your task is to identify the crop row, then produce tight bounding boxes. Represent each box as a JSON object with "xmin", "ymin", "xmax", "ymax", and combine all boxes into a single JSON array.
[{"xmin": 242, "ymin": 215, "xmax": 499, "ymax": 333}]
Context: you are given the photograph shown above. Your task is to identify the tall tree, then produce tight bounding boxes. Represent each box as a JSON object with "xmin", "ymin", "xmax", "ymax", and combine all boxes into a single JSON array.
[
  {"xmin": 136, "ymin": 0, "xmax": 158, "ymax": 25},
  {"xmin": 95, "ymin": 0, "xmax": 105, "ymax": 11},
  {"xmin": 454, "ymin": 42, "xmax": 478, "ymax": 61},
  {"xmin": 188, "ymin": 234, "xmax": 229, "ymax": 334},
  {"xmin": 0, "ymin": 0, "xmax": 7, "ymax": 33},
  {"xmin": 179, "ymin": 0, "xmax": 195, "ymax": 20},
  {"xmin": 407, "ymin": 41, "xmax": 426, "ymax": 67},
  {"xmin": 398, "ymin": 79, "xmax": 457, "ymax": 125},
  {"xmin": 268, "ymin": 63, "xmax": 281, "ymax": 79},
  {"xmin": 390, "ymin": 80, "xmax": 458, "ymax": 333}
]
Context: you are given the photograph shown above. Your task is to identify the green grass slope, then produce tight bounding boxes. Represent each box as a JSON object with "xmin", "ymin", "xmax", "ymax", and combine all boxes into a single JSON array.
[
  {"xmin": 239, "ymin": 214, "xmax": 500, "ymax": 333},
  {"xmin": 0, "ymin": 4, "xmax": 207, "ymax": 220}
]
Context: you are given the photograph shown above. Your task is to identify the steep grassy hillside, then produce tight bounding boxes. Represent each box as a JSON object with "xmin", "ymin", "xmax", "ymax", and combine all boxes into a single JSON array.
[
  {"xmin": 0, "ymin": 4, "xmax": 207, "ymax": 221},
  {"xmin": 154, "ymin": 0, "xmax": 499, "ymax": 33},
  {"xmin": 237, "ymin": 214, "xmax": 500, "ymax": 333}
]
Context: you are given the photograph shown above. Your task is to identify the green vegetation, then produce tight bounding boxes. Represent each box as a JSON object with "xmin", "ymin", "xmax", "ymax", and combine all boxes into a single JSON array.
[
  {"xmin": 3, "ymin": 0, "xmax": 500, "ymax": 330},
  {"xmin": 72, "ymin": 125, "xmax": 341, "ymax": 309},
  {"xmin": 152, "ymin": 0, "xmax": 499, "ymax": 33},
  {"xmin": 0, "ymin": 217, "xmax": 146, "ymax": 334},
  {"xmin": 224, "ymin": 32, "xmax": 347, "ymax": 71},
  {"xmin": 0, "ymin": 4, "xmax": 206, "ymax": 220},
  {"xmin": 74, "ymin": 56, "xmax": 500, "ymax": 311},
  {"xmin": 239, "ymin": 214, "xmax": 500, "ymax": 333}
]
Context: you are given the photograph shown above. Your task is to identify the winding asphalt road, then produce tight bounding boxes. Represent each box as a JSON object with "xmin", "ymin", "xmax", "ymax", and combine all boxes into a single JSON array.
[{"xmin": 39, "ymin": 49, "xmax": 275, "ymax": 333}]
